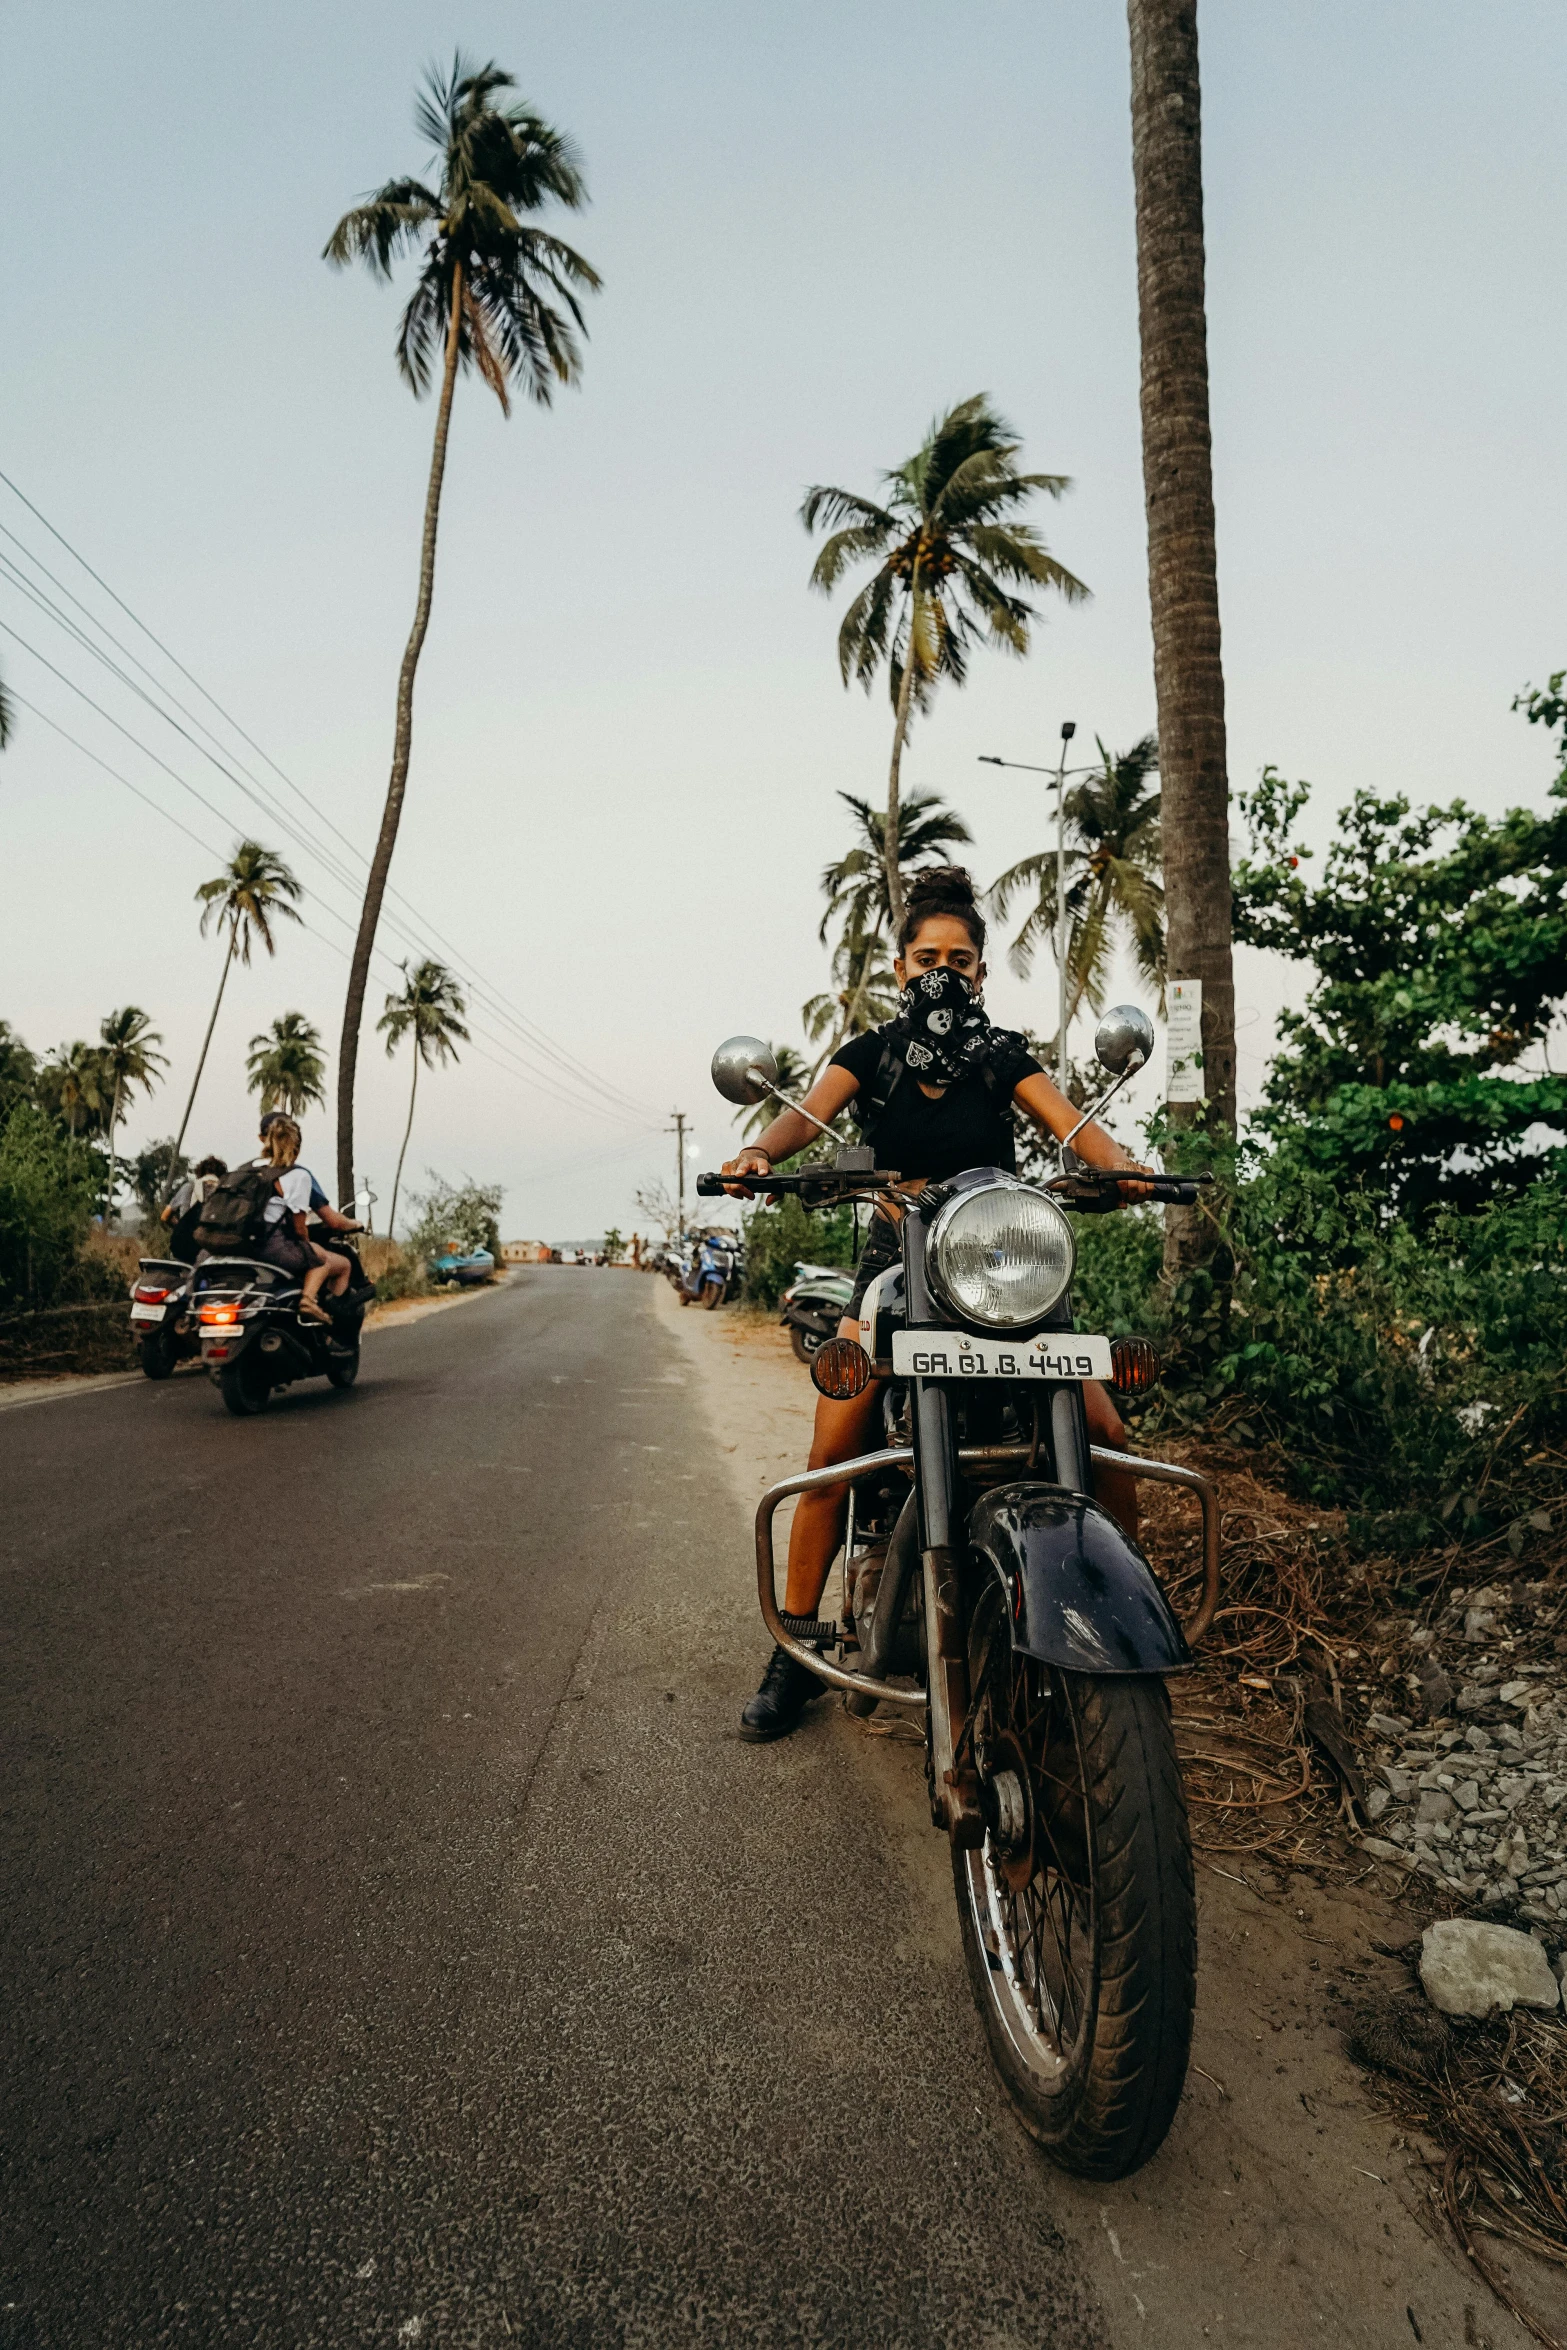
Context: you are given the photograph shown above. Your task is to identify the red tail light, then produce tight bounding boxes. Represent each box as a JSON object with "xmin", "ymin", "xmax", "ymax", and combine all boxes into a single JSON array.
[
  {"xmin": 133, "ymin": 1286, "xmax": 170, "ymax": 1304},
  {"xmin": 199, "ymin": 1301, "xmax": 239, "ymax": 1326}
]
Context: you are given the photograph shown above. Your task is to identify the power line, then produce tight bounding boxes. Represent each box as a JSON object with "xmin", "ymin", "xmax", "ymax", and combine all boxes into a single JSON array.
[
  {"xmin": 0, "ymin": 608, "xmax": 652, "ymax": 1131},
  {"xmin": 0, "ymin": 465, "xmax": 658, "ymax": 1121}
]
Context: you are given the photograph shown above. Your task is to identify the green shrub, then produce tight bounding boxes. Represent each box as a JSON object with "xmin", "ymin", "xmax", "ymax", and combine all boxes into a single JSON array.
[
  {"xmin": 0, "ymin": 1106, "xmax": 114, "ymax": 1311},
  {"xmin": 741, "ymin": 1193, "xmax": 856, "ymax": 1309}
]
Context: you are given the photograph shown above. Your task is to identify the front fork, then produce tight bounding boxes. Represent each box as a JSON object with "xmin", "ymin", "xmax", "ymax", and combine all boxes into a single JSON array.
[{"xmin": 903, "ymin": 1215, "xmax": 989, "ymax": 1848}]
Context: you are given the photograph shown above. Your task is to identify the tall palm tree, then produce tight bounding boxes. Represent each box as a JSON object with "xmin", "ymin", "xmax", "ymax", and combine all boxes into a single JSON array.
[
  {"xmin": 801, "ymin": 395, "xmax": 1087, "ymax": 933},
  {"xmin": 99, "ymin": 1007, "xmax": 168, "ymax": 1221},
  {"xmin": 37, "ymin": 1043, "xmax": 113, "ymax": 1144},
  {"xmin": 172, "ymin": 841, "xmax": 303, "ymax": 1168},
  {"xmin": 989, "ymin": 734, "xmax": 1165, "ymax": 1028},
  {"xmin": 246, "ymin": 1012, "xmax": 327, "ymax": 1118},
  {"xmin": 802, "ymin": 914, "xmax": 899, "ymax": 1070},
  {"xmin": 0, "ymin": 660, "xmax": 12, "ymax": 748},
  {"xmin": 325, "ymin": 53, "xmax": 601, "ymax": 1204},
  {"xmin": 1127, "ymin": 0, "xmax": 1237, "ymax": 1268},
  {"xmin": 377, "ymin": 959, "xmax": 470, "ymax": 1238}
]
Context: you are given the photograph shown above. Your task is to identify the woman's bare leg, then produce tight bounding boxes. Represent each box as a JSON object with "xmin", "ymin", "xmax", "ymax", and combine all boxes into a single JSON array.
[
  {"xmin": 782, "ymin": 1319, "xmax": 884, "ymax": 1618},
  {"xmin": 1083, "ymin": 1380, "xmax": 1138, "ymax": 1541}
]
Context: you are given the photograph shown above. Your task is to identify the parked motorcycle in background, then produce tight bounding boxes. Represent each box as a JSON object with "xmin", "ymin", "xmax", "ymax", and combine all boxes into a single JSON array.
[
  {"xmin": 678, "ymin": 1230, "xmax": 737, "ymax": 1310},
  {"xmin": 699, "ymin": 1012, "xmax": 1221, "ymax": 2179},
  {"xmin": 779, "ymin": 1260, "xmax": 855, "ymax": 1363}
]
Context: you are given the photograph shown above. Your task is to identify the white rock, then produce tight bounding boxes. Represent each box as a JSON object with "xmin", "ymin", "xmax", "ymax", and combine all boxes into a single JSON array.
[{"xmin": 1420, "ymin": 1920, "xmax": 1562, "ymax": 2017}]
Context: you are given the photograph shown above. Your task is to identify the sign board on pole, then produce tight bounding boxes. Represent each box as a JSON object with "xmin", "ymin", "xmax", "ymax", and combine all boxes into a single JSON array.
[{"xmin": 1166, "ymin": 979, "xmax": 1205, "ymax": 1104}]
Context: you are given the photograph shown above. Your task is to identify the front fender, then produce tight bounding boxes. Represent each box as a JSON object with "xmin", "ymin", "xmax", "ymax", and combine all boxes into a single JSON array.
[{"xmin": 967, "ymin": 1480, "xmax": 1192, "ymax": 1675}]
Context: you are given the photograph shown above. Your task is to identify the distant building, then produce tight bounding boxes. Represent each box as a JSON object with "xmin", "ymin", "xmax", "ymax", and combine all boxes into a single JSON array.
[{"xmin": 502, "ymin": 1240, "xmax": 550, "ymax": 1264}]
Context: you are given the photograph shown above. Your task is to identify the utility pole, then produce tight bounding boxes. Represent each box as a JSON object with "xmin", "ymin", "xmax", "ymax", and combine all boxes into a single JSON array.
[
  {"xmin": 979, "ymin": 719, "xmax": 1079, "ymax": 1094},
  {"xmin": 667, "ymin": 1110, "xmax": 688, "ymax": 1240}
]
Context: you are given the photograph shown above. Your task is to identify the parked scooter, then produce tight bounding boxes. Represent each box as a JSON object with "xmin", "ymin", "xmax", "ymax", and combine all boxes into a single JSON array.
[
  {"xmin": 678, "ymin": 1230, "xmax": 735, "ymax": 1310},
  {"xmin": 192, "ymin": 1236, "xmax": 376, "ymax": 1416},
  {"xmin": 779, "ymin": 1260, "xmax": 854, "ymax": 1363},
  {"xmin": 699, "ymin": 1014, "xmax": 1221, "ymax": 2179},
  {"xmin": 128, "ymin": 1258, "xmax": 201, "ymax": 1380}
]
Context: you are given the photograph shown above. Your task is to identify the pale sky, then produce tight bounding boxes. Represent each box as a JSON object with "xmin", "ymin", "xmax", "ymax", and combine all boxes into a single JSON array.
[{"xmin": 2, "ymin": 2, "xmax": 1563, "ymax": 1241}]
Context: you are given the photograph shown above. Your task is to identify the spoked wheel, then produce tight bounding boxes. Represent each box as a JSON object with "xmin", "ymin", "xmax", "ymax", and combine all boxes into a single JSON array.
[
  {"xmin": 218, "ymin": 1352, "xmax": 272, "ymax": 1417},
  {"xmin": 953, "ymin": 1578, "xmax": 1195, "ymax": 2178}
]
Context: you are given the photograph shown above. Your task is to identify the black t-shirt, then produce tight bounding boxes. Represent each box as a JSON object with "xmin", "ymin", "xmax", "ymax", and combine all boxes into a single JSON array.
[{"xmin": 829, "ymin": 1027, "xmax": 1044, "ymax": 1181}]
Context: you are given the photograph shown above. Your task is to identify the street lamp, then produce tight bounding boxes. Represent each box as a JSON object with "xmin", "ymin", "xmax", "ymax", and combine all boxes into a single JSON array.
[{"xmin": 979, "ymin": 720, "xmax": 1080, "ymax": 1093}]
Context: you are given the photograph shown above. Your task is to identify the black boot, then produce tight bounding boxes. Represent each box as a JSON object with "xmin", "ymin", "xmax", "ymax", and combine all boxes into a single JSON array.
[{"xmin": 740, "ymin": 1644, "xmax": 821, "ymax": 1743}]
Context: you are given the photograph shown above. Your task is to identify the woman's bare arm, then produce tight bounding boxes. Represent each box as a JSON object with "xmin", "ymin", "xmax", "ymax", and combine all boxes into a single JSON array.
[
  {"xmin": 1013, "ymin": 1070, "xmax": 1151, "ymax": 1184},
  {"xmin": 720, "ymin": 1062, "xmax": 860, "ymax": 1188}
]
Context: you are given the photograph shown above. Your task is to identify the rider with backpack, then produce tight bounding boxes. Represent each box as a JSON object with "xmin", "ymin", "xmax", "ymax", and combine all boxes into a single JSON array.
[{"xmin": 194, "ymin": 1116, "xmax": 361, "ymax": 1324}]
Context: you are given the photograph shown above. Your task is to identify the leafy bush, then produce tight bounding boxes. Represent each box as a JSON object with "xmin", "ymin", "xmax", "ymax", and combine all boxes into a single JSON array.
[
  {"xmin": 741, "ymin": 1192, "xmax": 856, "ymax": 1308},
  {"xmin": 403, "ymin": 1174, "xmax": 503, "ymax": 1271},
  {"xmin": 1073, "ymin": 1150, "xmax": 1567, "ymax": 1550},
  {"xmin": 0, "ymin": 1106, "xmax": 117, "ymax": 1311}
]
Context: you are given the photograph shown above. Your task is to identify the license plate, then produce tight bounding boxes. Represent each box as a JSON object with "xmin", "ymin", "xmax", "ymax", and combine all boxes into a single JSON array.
[
  {"xmin": 130, "ymin": 1303, "xmax": 165, "ymax": 1322},
  {"xmin": 890, "ymin": 1330, "xmax": 1113, "ymax": 1382}
]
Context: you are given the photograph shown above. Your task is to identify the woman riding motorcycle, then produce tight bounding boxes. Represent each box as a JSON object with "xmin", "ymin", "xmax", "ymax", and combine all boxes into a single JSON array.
[{"xmin": 721, "ymin": 866, "xmax": 1152, "ymax": 1742}]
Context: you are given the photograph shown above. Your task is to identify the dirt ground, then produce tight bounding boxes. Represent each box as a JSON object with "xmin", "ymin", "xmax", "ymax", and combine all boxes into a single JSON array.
[{"xmin": 657, "ymin": 1280, "xmax": 1558, "ymax": 2350}]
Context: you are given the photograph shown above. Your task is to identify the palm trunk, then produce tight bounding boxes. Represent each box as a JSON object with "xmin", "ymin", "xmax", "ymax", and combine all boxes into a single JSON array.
[
  {"xmin": 883, "ymin": 574, "xmax": 923, "ymax": 937},
  {"xmin": 389, "ymin": 1049, "xmax": 419, "ymax": 1242},
  {"xmin": 336, "ymin": 262, "xmax": 465, "ymax": 1206},
  {"xmin": 1127, "ymin": 0, "xmax": 1236, "ymax": 1273},
  {"xmin": 107, "ymin": 1074, "xmax": 123, "ymax": 1227},
  {"xmin": 171, "ymin": 923, "xmax": 238, "ymax": 1175}
]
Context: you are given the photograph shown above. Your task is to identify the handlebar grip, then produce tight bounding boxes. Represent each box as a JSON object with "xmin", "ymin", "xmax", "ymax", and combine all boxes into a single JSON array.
[{"xmin": 695, "ymin": 1174, "xmax": 731, "ymax": 1196}]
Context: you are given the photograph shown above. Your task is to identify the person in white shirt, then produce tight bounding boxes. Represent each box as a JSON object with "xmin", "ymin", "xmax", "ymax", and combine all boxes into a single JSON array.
[{"xmin": 254, "ymin": 1116, "xmax": 359, "ymax": 1325}]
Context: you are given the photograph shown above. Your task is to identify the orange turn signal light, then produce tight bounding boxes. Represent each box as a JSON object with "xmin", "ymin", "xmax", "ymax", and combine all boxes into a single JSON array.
[
  {"xmin": 811, "ymin": 1336, "xmax": 874, "ymax": 1401},
  {"xmin": 199, "ymin": 1301, "xmax": 239, "ymax": 1326},
  {"xmin": 1110, "ymin": 1336, "xmax": 1160, "ymax": 1395}
]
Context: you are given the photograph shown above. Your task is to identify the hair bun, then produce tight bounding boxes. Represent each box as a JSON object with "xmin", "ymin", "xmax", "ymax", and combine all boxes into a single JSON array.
[{"xmin": 906, "ymin": 864, "xmax": 978, "ymax": 910}]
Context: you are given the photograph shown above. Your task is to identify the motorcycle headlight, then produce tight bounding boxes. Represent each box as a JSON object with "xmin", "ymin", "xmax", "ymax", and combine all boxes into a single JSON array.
[{"xmin": 926, "ymin": 1179, "xmax": 1075, "ymax": 1331}]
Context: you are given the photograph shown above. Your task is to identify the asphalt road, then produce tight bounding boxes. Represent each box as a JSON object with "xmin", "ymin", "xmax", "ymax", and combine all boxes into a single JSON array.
[{"xmin": 1, "ymin": 1270, "xmax": 1106, "ymax": 2350}]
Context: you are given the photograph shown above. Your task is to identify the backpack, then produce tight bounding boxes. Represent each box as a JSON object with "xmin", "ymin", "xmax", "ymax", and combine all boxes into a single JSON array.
[{"xmin": 192, "ymin": 1163, "xmax": 279, "ymax": 1256}]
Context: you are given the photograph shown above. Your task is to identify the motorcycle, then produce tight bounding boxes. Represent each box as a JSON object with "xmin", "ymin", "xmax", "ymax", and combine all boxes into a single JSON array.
[
  {"xmin": 699, "ymin": 1011, "xmax": 1221, "ymax": 2180},
  {"xmin": 779, "ymin": 1260, "xmax": 855, "ymax": 1364},
  {"xmin": 192, "ymin": 1235, "xmax": 376, "ymax": 1416},
  {"xmin": 128, "ymin": 1257, "xmax": 200, "ymax": 1380}
]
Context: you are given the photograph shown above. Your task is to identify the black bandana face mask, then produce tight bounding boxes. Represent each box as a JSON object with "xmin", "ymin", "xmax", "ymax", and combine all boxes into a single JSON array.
[{"xmin": 890, "ymin": 966, "xmax": 1023, "ymax": 1088}]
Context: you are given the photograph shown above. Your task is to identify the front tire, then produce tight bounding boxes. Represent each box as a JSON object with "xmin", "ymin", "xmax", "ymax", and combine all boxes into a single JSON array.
[
  {"xmin": 219, "ymin": 1353, "xmax": 271, "ymax": 1417},
  {"xmin": 953, "ymin": 1582, "xmax": 1195, "ymax": 2178}
]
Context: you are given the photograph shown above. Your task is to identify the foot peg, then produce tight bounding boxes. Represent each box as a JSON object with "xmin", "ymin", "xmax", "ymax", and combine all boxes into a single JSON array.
[{"xmin": 778, "ymin": 1613, "xmax": 838, "ymax": 1645}]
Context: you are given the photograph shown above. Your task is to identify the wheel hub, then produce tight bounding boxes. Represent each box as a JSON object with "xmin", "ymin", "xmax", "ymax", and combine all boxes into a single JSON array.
[{"xmin": 981, "ymin": 1729, "xmax": 1036, "ymax": 1892}]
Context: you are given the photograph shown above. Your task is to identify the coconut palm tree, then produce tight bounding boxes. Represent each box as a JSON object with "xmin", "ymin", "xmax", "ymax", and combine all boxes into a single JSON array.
[
  {"xmin": 98, "ymin": 1007, "xmax": 168, "ymax": 1221},
  {"xmin": 801, "ymin": 395, "xmax": 1087, "ymax": 933},
  {"xmin": 989, "ymin": 734, "xmax": 1165, "ymax": 1027},
  {"xmin": 1128, "ymin": 0, "xmax": 1237, "ymax": 1268},
  {"xmin": 0, "ymin": 660, "xmax": 12, "ymax": 748},
  {"xmin": 246, "ymin": 1012, "xmax": 327, "ymax": 1118},
  {"xmin": 377, "ymin": 959, "xmax": 470, "ymax": 1238},
  {"xmin": 324, "ymin": 53, "xmax": 601, "ymax": 1204},
  {"xmin": 811, "ymin": 788, "xmax": 971, "ymax": 1051},
  {"xmin": 802, "ymin": 911, "xmax": 899, "ymax": 1070},
  {"xmin": 37, "ymin": 1043, "xmax": 112, "ymax": 1145},
  {"xmin": 172, "ymin": 842, "xmax": 303, "ymax": 1168}
]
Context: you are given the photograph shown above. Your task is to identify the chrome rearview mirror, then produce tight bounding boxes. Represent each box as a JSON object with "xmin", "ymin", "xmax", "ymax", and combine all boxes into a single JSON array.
[
  {"xmin": 709, "ymin": 1033, "xmax": 841, "ymax": 1146},
  {"xmin": 1094, "ymin": 1005, "xmax": 1155, "ymax": 1078},
  {"xmin": 1058, "ymin": 1004, "xmax": 1157, "ymax": 1165},
  {"xmin": 710, "ymin": 1035, "xmax": 778, "ymax": 1107}
]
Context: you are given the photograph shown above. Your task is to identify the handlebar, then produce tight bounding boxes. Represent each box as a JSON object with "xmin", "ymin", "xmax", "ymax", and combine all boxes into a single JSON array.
[{"xmin": 698, "ymin": 1167, "xmax": 1212, "ymax": 1207}]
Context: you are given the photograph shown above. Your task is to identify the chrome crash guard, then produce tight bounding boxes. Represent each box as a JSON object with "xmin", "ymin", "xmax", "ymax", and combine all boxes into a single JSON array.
[{"xmin": 753, "ymin": 1441, "xmax": 1221, "ymax": 1710}]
